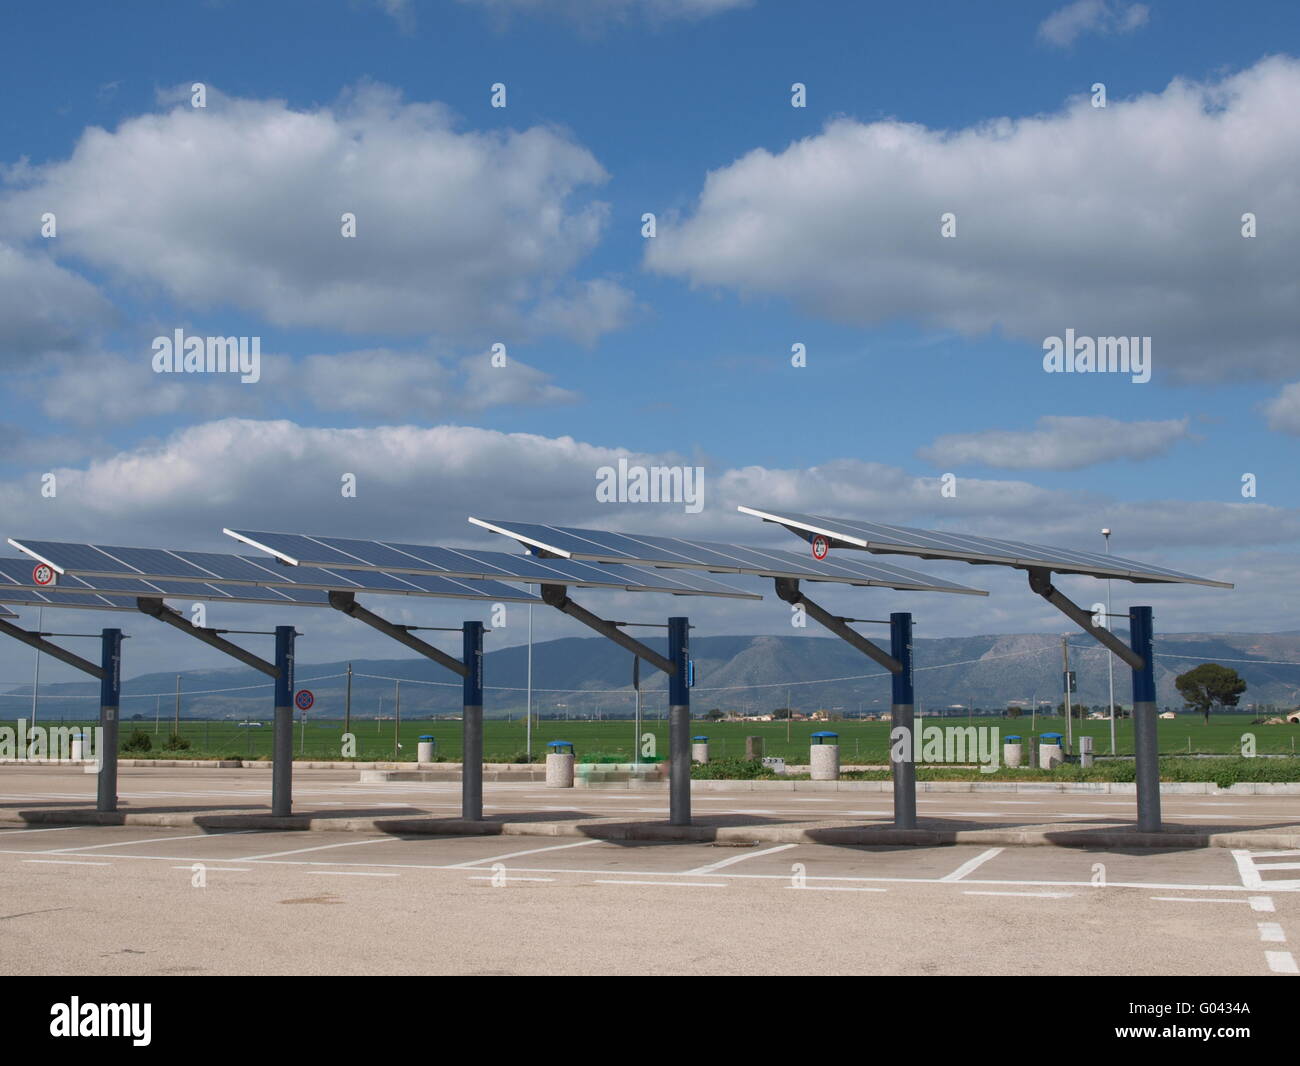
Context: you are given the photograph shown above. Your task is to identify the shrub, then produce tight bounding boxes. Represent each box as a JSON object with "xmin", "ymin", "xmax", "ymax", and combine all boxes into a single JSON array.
[
  {"xmin": 121, "ymin": 730, "xmax": 152, "ymax": 753},
  {"xmin": 162, "ymin": 733, "xmax": 191, "ymax": 751}
]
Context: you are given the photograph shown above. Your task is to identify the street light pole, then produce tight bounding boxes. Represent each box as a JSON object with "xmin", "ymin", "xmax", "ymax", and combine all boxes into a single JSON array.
[{"xmin": 1103, "ymin": 528, "xmax": 1117, "ymax": 756}]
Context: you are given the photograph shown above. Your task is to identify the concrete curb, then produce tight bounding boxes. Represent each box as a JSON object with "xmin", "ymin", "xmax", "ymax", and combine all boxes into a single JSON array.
[{"xmin": 3, "ymin": 807, "xmax": 1297, "ymax": 850}]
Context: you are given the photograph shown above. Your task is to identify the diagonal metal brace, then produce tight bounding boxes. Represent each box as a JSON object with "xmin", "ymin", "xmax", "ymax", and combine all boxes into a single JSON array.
[
  {"xmin": 1027, "ymin": 568, "xmax": 1144, "ymax": 671},
  {"xmin": 774, "ymin": 578, "xmax": 902, "ymax": 674},
  {"xmin": 0, "ymin": 617, "xmax": 105, "ymax": 679},
  {"xmin": 137, "ymin": 597, "xmax": 279, "ymax": 678},
  {"xmin": 540, "ymin": 584, "xmax": 675, "ymax": 676},
  {"xmin": 328, "ymin": 591, "xmax": 467, "ymax": 677}
]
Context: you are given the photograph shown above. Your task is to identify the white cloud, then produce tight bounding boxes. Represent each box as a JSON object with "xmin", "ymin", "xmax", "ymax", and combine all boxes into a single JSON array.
[
  {"xmin": 917, "ymin": 415, "xmax": 1192, "ymax": 471},
  {"xmin": 0, "ymin": 84, "xmax": 630, "ymax": 343},
  {"xmin": 0, "ymin": 243, "xmax": 113, "ymax": 364},
  {"xmin": 645, "ymin": 56, "xmax": 1300, "ymax": 384},
  {"xmin": 1038, "ymin": 1, "xmax": 1149, "ymax": 48},
  {"xmin": 1263, "ymin": 382, "xmax": 1300, "ymax": 435}
]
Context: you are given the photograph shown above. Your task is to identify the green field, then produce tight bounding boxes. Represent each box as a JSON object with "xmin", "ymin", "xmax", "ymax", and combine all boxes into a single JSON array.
[{"xmin": 21, "ymin": 714, "xmax": 1299, "ymax": 763}]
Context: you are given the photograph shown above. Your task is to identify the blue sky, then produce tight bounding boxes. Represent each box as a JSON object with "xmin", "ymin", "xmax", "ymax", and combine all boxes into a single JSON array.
[{"xmin": 1, "ymin": 0, "xmax": 1298, "ymax": 685}]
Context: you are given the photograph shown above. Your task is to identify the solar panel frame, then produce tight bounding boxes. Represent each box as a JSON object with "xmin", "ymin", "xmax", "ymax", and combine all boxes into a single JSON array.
[
  {"xmin": 0, "ymin": 554, "xmax": 541, "ymax": 605},
  {"xmin": 222, "ymin": 529, "xmax": 760, "ymax": 599},
  {"xmin": 466, "ymin": 518, "xmax": 988, "ymax": 595},
  {"xmin": 736, "ymin": 507, "xmax": 1234, "ymax": 589}
]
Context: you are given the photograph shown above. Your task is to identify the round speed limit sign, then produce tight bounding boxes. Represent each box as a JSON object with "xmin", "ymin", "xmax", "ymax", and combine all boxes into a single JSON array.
[
  {"xmin": 31, "ymin": 563, "xmax": 56, "ymax": 586},
  {"xmin": 811, "ymin": 536, "xmax": 830, "ymax": 561}
]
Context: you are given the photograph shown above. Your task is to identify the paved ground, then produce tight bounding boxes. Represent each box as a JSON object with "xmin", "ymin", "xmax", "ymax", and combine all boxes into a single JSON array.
[
  {"xmin": 3, "ymin": 765, "xmax": 1299, "ymax": 833},
  {"xmin": 1, "ymin": 822, "xmax": 1297, "ymax": 975},
  {"xmin": 1, "ymin": 765, "xmax": 1298, "ymax": 975}
]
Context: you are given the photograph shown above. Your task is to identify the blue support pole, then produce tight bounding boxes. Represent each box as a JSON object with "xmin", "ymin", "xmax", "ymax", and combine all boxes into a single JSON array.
[
  {"xmin": 462, "ymin": 621, "xmax": 484, "ymax": 821},
  {"xmin": 668, "ymin": 617, "xmax": 691, "ymax": 826},
  {"xmin": 271, "ymin": 625, "xmax": 296, "ymax": 817},
  {"xmin": 1129, "ymin": 606, "xmax": 1160, "ymax": 832},
  {"xmin": 96, "ymin": 629, "xmax": 122, "ymax": 814},
  {"xmin": 890, "ymin": 612, "xmax": 916, "ymax": 830}
]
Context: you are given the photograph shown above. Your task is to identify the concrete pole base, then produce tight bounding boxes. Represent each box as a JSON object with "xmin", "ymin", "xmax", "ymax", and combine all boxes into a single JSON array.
[{"xmin": 546, "ymin": 752, "xmax": 575, "ymax": 788}]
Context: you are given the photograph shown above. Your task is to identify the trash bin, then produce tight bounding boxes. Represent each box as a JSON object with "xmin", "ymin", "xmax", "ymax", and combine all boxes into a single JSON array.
[
  {"xmin": 1003, "ymin": 734, "xmax": 1022, "ymax": 769},
  {"xmin": 1078, "ymin": 734, "xmax": 1094, "ymax": 768},
  {"xmin": 70, "ymin": 733, "xmax": 86, "ymax": 761},
  {"xmin": 417, "ymin": 735, "xmax": 437, "ymax": 763},
  {"xmin": 810, "ymin": 731, "xmax": 839, "ymax": 781},
  {"xmin": 691, "ymin": 735, "xmax": 709, "ymax": 763},
  {"xmin": 546, "ymin": 740, "xmax": 575, "ymax": 788},
  {"xmin": 1039, "ymin": 732, "xmax": 1064, "ymax": 769}
]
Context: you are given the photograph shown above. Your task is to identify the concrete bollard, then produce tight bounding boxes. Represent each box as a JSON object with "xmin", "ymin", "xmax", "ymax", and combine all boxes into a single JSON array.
[
  {"xmin": 810, "ymin": 731, "xmax": 839, "ymax": 781},
  {"xmin": 417, "ymin": 735, "xmax": 436, "ymax": 763},
  {"xmin": 745, "ymin": 735, "xmax": 764, "ymax": 761},
  {"xmin": 1003, "ymin": 735, "xmax": 1022, "ymax": 768},
  {"xmin": 1039, "ymin": 732, "xmax": 1064, "ymax": 769},
  {"xmin": 71, "ymin": 734, "xmax": 86, "ymax": 761},
  {"xmin": 1079, "ymin": 735, "xmax": 1094, "ymax": 768},
  {"xmin": 691, "ymin": 736, "xmax": 709, "ymax": 763},
  {"xmin": 545, "ymin": 740, "xmax": 575, "ymax": 788}
]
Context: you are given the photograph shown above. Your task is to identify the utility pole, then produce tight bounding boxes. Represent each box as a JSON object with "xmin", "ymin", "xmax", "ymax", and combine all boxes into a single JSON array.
[
  {"xmin": 526, "ymin": 603, "xmax": 533, "ymax": 761},
  {"xmin": 30, "ymin": 606, "xmax": 43, "ymax": 727},
  {"xmin": 174, "ymin": 675, "xmax": 181, "ymax": 735}
]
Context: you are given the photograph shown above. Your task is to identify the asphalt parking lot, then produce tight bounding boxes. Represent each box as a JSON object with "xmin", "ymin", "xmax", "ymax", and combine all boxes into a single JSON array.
[{"xmin": 1, "ymin": 776, "xmax": 1298, "ymax": 975}]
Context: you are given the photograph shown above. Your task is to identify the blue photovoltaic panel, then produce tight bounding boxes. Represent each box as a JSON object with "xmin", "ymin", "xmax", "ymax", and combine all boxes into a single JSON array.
[
  {"xmin": 0, "ymin": 553, "xmax": 539, "ymax": 605},
  {"xmin": 736, "ymin": 507, "xmax": 1234, "ymax": 589},
  {"xmin": 466, "ymin": 518, "xmax": 987, "ymax": 595},
  {"xmin": 0, "ymin": 589, "xmax": 143, "ymax": 612},
  {"xmin": 0, "ymin": 605, "xmax": 17, "ymax": 617},
  {"xmin": 223, "ymin": 529, "xmax": 760, "ymax": 599}
]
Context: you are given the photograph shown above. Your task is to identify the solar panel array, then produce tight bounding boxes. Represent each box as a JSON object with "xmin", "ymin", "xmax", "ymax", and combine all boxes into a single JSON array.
[
  {"xmin": 223, "ymin": 529, "xmax": 759, "ymax": 599},
  {"xmin": 466, "ymin": 518, "xmax": 988, "ymax": 595},
  {"xmin": 0, "ymin": 552, "xmax": 539, "ymax": 606},
  {"xmin": 736, "ymin": 507, "xmax": 1234, "ymax": 589}
]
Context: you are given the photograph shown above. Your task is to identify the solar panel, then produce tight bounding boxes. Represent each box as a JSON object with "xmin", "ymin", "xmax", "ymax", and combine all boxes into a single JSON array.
[
  {"xmin": 222, "ymin": 529, "xmax": 759, "ymax": 599},
  {"xmin": 465, "ymin": 518, "xmax": 987, "ymax": 595},
  {"xmin": 0, "ymin": 605, "xmax": 18, "ymax": 618},
  {"xmin": 0, "ymin": 554, "xmax": 539, "ymax": 605},
  {"xmin": 0, "ymin": 589, "xmax": 143, "ymax": 612},
  {"xmin": 736, "ymin": 507, "xmax": 1234, "ymax": 588}
]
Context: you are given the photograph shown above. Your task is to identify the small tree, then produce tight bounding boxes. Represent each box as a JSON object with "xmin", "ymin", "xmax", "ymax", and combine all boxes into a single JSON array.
[
  {"xmin": 1006, "ymin": 705, "xmax": 1022, "ymax": 719},
  {"xmin": 1175, "ymin": 663, "xmax": 1247, "ymax": 725}
]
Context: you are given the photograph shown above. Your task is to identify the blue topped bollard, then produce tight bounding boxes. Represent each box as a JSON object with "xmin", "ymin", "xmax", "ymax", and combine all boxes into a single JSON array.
[{"xmin": 810, "ymin": 730, "xmax": 840, "ymax": 781}]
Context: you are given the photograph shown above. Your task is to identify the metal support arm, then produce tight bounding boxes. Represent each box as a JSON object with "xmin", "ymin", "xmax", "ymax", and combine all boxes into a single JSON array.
[
  {"xmin": 540, "ymin": 584, "xmax": 676, "ymax": 676},
  {"xmin": 137, "ymin": 597, "xmax": 278, "ymax": 678},
  {"xmin": 328, "ymin": 591, "xmax": 467, "ymax": 677},
  {"xmin": 0, "ymin": 617, "xmax": 105, "ymax": 679},
  {"xmin": 774, "ymin": 578, "xmax": 902, "ymax": 674},
  {"xmin": 1026, "ymin": 569, "xmax": 1144, "ymax": 671}
]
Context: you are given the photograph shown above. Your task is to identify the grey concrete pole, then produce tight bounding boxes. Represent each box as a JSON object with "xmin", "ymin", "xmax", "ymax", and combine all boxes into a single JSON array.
[
  {"xmin": 668, "ymin": 617, "xmax": 691, "ymax": 827},
  {"xmin": 890, "ymin": 613, "xmax": 916, "ymax": 829},
  {"xmin": 1130, "ymin": 606, "xmax": 1160, "ymax": 832},
  {"xmin": 271, "ymin": 625, "xmax": 296, "ymax": 817},
  {"xmin": 462, "ymin": 621, "xmax": 484, "ymax": 821},
  {"xmin": 96, "ymin": 628, "xmax": 122, "ymax": 814}
]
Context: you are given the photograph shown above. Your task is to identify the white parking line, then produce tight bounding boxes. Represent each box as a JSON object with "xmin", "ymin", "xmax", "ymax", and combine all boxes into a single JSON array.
[
  {"xmin": 235, "ymin": 838, "xmax": 396, "ymax": 861},
  {"xmin": 23, "ymin": 859, "xmax": 110, "ymax": 866},
  {"xmin": 170, "ymin": 865, "xmax": 250, "ymax": 872},
  {"xmin": 1266, "ymin": 952, "xmax": 1298, "ymax": 974},
  {"xmin": 1257, "ymin": 922, "xmax": 1287, "ymax": 943},
  {"xmin": 467, "ymin": 875, "xmax": 555, "ymax": 883},
  {"xmin": 594, "ymin": 879, "xmax": 726, "ymax": 888},
  {"xmin": 685, "ymin": 844, "xmax": 797, "ymax": 875},
  {"xmin": 0, "ymin": 826, "xmax": 84, "ymax": 835},
  {"xmin": 1231, "ymin": 850, "xmax": 1264, "ymax": 889},
  {"xmin": 964, "ymin": 890, "xmax": 1074, "ymax": 898},
  {"xmin": 1250, "ymin": 897, "xmax": 1276, "ymax": 912},
  {"xmin": 940, "ymin": 848, "xmax": 1005, "ymax": 882},
  {"xmin": 789, "ymin": 885, "xmax": 887, "ymax": 893},
  {"xmin": 1150, "ymin": 897, "xmax": 1250, "ymax": 904},
  {"xmin": 314, "ymin": 871, "xmax": 399, "ymax": 878},
  {"xmin": 448, "ymin": 839, "xmax": 604, "ymax": 868},
  {"xmin": 44, "ymin": 830, "xmax": 256, "ymax": 853}
]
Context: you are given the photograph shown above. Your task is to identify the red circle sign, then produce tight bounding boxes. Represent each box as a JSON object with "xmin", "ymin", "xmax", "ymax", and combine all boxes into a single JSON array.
[
  {"xmin": 31, "ymin": 563, "xmax": 55, "ymax": 586},
  {"xmin": 811, "ymin": 536, "xmax": 829, "ymax": 561},
  {"xmin": 294, "ymin": 689, "xmax": 314, "ymax": 711}
]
